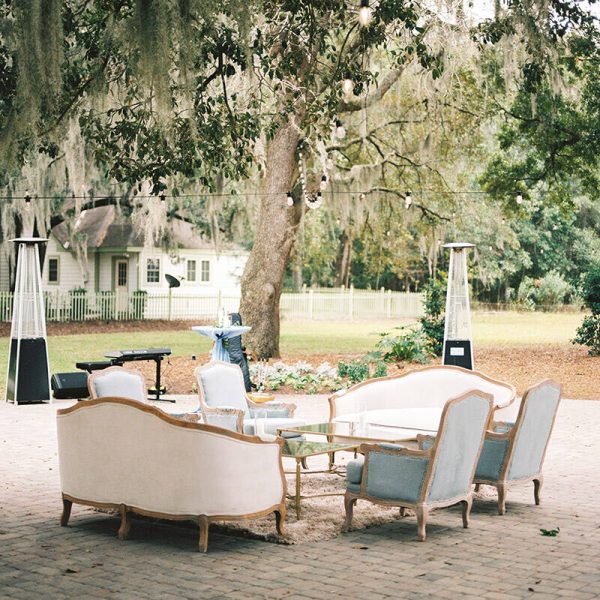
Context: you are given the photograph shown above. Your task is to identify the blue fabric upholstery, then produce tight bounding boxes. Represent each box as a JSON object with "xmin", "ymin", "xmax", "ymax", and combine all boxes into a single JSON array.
[
  {"xmin": 474, "ymin": 438, "xmax": 509, "ymax": 481},
  {"xmin": 428, "ymin": 394, "xmax": 491, "ymax": 502},
  {"xmin": 92, "ymin": 370, "xmax": 145, "ymax": 402},
  {"xmin": 248, "ymin": 407, "xmax": 290, "ymax": 419},
  {"xmin": 204, "ymin": 413, "xmax": 240, "ymax": 431},
  {"xmin": 199, "ymin": 365, "xmax": 249, "ymax": 416},
  {"xmin": 243, "ymin": 418, "xmax": 305, "ymax": 438},
  {"xmin": 347, "ymin": 482, "xmax": 361, "ymax": 494},
  {"xmin": 346, "ymin": 456, "xmax": 365, "ymax": 484},
  {"xmin": 365, "ymin": 451, "xmax": 429, "ymax": 502},
  {"xmin": 507, "ymin": 384, "xmax": 560, "ymax": 480}
]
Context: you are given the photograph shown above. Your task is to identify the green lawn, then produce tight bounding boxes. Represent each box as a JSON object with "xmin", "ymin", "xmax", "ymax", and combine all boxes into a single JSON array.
[{"xmin": 0, "ymin": 311, "xmax": 584, "ymax": 393}]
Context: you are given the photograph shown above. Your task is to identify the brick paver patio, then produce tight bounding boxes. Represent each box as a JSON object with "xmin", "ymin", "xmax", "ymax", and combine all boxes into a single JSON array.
[{"xmin": 1, "ymin": 395, "xmax": 600, "ymax": 599}]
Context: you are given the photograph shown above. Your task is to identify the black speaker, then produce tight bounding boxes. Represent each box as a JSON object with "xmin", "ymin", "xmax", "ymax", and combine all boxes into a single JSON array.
[{"xmin": 51, "ymin": 372, "xmax": 90, "ymax": 400}]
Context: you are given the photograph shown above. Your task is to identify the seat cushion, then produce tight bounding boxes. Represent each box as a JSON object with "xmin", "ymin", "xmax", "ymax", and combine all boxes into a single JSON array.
[
  {"xmin": 243, "ymin": 418, "xmax": 305, "ymax": 438},
  {"xmin": 346, "ymin": 456, "xmax": 365, "ymax": 485},
  {"xmin": 475, "ymin": 437, "xmax": 510, "ymax": 481},
  {"xmin": 93, "ymin": 371, "xmax": 145, "ymax": 402}
]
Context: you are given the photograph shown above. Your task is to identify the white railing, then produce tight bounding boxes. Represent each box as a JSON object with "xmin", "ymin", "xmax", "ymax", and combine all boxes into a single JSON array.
[{"xmin": 0, "ymin": 288, "xmax": 425, "ymax": 323}]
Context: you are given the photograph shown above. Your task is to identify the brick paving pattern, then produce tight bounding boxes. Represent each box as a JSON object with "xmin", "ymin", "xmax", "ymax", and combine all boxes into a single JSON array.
[{"xmin": 1, "ymin": 395, "xmax": 600, "ymax": 599}]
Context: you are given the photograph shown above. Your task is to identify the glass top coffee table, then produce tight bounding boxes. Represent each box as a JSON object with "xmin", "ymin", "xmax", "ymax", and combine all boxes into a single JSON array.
[
  {"xmin": 281, "ymin": 439, "xmax": 358, "ymax": 520},
  {"xmin": 279, "ymin": 421, "xmax": 436, "ymax": 444}
]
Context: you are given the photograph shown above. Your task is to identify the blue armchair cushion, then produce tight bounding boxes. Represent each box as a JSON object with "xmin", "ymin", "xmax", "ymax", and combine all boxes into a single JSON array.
[
  {"xmin": 248, "ymin": 407, "xmax": 290, "ymax": 419},
  {"xmin": 475, "ymin": 437, "xmax": 510, "ymax": 481},
  {"xmin": 346, "ymin": 456, "xmax": 365, "ymax": 485},
  {"xmin": 243, "ymin": 417, "xmax": 305, "ymax": 438}
]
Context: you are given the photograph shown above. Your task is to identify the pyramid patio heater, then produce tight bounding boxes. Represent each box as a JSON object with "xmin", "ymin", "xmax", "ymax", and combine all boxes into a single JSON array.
[
  {"xmin": 442, "ymin": 242, "xmax": 475, "ymax": 370},
  {"xmin": 5, "ymin": 237, "xmax": 51, "ymax": 404}
]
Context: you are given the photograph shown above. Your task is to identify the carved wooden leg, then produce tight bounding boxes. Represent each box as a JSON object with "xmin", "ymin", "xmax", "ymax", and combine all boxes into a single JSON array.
[
  {"xmin": 60, "ymin": 497, "xmax": 72, "ymax": 527},
  {"xmin": 343, "ymin": 495, "xmax": 357, "ymax": 531},
  {"xmin": 198, "ymin": 516, "xmax": 209, "ymax": 553},
  {"xmin": 497, "ymin": 483, "xmax": 507, "ymax": 515},
  {"xmin": 117, "ymin": 504, "xmax": 130, "ymax": 540},
  {"xmin": 399, "ymin": 507, "xmax": 406, "ymax": 518},
  {"xmin": 416, "ymin": 505, "xmax": 428, "ymax": 542},
  {"xmin": 328, "ymin": 452, "xmax": 335, "ymax": 471},
  {"xmin": 275, "ymin": 507, "xmax": 286, "ymax": 536},
  {"xmin": 461, "ymin": 497, "xmax": 473, "ymax": 528},
  {"xmin": 300, "ymin": 457, "xmax": 308, "ymax": 470},
  {"xmin": 533, "ymin": 476, "xmax": 543, "ymax": 506}
]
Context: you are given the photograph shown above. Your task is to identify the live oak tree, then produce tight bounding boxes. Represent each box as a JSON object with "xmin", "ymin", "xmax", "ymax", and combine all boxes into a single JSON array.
[{"xmin": 0, "ymin": 0, "xmax": 597, "ymax": 355}]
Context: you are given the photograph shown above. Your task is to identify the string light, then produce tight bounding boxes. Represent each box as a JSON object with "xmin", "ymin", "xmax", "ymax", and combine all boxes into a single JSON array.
[
  {"xmin": 516, "ymin": 191, "xmax": 523, "ymax": 204},
  {"xmin": 159, "ymin": 193, "xmax": 166, "ymax": 202},
  {"xmin": 334, "ymin": 119, "xmax": 346, "ymax": 139},
  {"xmin": 286, "ymin": 192, "xmax": 294, "ymax": 207},
  {"xmin": 358, "ymin": 0, "xmax": 372, "ymax": 26},
  {"xmin": 320, "ymin": 175, "xmax": 328, "ymax": 191},
  {"xmin": 342, "ymin": 75, "xmax": 354, "ymax": 95},
  {"xmin": 404, "ymin": 191, "xmax": 412, "ymax": 209},
  {"xmin": 24, "ymin": 191, "xmax": 31, "ymax": 211}
]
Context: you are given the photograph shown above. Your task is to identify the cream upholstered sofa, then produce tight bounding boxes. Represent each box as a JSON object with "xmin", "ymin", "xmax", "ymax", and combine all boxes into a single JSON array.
[
  {"xmin": 329, "ymin": 366, "xmax": 515, "ymax": 432},
  {"xmin": 57, "ymin": 397, "xmax": 286, "ymax": 552}
]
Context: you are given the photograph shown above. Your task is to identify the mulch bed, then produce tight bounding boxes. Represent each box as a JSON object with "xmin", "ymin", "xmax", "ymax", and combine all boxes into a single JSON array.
[{"xmin": 129, "ymin": 343, "xmax": 600, "ymax": 400}]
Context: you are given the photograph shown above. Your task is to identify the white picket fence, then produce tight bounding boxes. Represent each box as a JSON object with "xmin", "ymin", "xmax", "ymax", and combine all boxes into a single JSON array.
[{"xmin": 0, "ymin": 288, "xmax": 424, "ymax": 323}]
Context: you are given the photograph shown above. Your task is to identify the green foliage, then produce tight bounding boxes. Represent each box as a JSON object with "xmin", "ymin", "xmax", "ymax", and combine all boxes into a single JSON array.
[
  {"xmin": 337, "ymin": 360, "xmax": 369, "ymax": 383},
  {"xmin": 572, "ymin": 315, "xmax": 600, "ymax": 356},
  {"xmin": 419, "ymin": 279, "xmax": 445, "ymax": 356},
  {"xmin": 130, "ymin": 290, "xmax": 148, "ymax": 320},
  {"xmin": 536, "ymin": 271, "xmax": 571, "ymax": 308},
  {"xmin": 375, "ymin": 325, "xmax": 434, "ymax": 364},
  {"xmin": 581, "ymin": 265, "xmax": 600, "ymax": 315},
  {"xmin": 572, "ymin": 264, "xmax": 600, "ymax": 355}
]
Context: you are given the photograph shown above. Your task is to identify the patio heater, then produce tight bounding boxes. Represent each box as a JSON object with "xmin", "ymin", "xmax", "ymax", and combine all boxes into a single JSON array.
[
  {"xmin": 442, "ymin": 242, "xmax": 475, "ymax": 370},
  {"xmin": 5, "ymin": 238, "xmax": 51, "ymax": 404}
]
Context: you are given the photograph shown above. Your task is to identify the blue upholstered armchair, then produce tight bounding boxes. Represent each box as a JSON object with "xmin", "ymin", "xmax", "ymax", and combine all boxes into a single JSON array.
[
  {"xmin": 474, "ymin": 379, "xmax": 561, "ymax": 515},
  {"xmin": 88, "ymin": 366, "xmax": 147, "ymax": 402},
  {"xmin": 194, "ymin": 361, "xmax": 305, "ymax": 437},
  {"xmin": 344, "ymin": 391, "xmax": 493, "ymax": 541}
]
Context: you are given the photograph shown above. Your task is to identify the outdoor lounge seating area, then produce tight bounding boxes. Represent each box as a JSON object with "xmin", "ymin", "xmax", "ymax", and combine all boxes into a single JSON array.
[{"xmin": 51, "ymin": 361, "xmax": 562, "ymax": 552}]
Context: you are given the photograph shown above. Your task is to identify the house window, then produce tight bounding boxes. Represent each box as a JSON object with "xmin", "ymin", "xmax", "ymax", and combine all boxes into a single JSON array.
[
  {"xmin": 146, "ymin": 258, "xmax": 160, "ymax": 283},
  {"xmin": 187, "ymin": 260, "xmax": 197, "ymax": 282},
  {"xmin": 201, "ymin": 260, "xmax": 210, "ymax": 282},
  {"xmin": 117, "ymin": 261, "xmax": 127, "ymax": 287},
  {"xmin": 48, "ymin": 257, "xmax": 59, "ymax": 284}
]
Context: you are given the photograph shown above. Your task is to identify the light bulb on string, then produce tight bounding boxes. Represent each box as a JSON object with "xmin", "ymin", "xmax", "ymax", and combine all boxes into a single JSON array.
[
  {"xmin": 516, "ymin": 191, "xmax": 523, "ymax": 205},
  {"xmin": 286, "ymin": 192, "xmax": 294, "ymax": 207},
  {"xmin": 342, "ymin": 75, "xmax": 354, "ymax": 95},
  {"xmin": 159, "ymin": 193, "xmax": 166, "ymax": 203},
  {"xmin": 335, "ymin": 119, "xmax": 346, "ymax": 139},
  {"xmin": 24, "ymin": 191, "xmax": 31, "ymax": 211},
  {"xmin": 404, "ymin": 191, "xmax": 412, "ymax": 209},
  {"xmin": 358, "ymin": 0, "xmax": 372, "ymax": 26},
  {"xmin": 320, "ymin": 175, "xmax": 328, "ymax": 191},
  {"xmin": 359, "ymin": 193, "xmax": 365, "ymax": 201}
]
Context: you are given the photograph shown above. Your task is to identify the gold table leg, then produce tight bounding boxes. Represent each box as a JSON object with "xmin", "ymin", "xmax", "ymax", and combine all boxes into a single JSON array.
[{"xmin": 295, "ymin": 459, "xmax": 301, "ymax": 520}]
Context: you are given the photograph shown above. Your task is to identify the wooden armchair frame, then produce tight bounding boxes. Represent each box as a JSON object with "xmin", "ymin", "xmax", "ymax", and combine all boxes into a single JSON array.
[
  {"xmin": 344, "ymin": 391, "xmax": 493, "ymax": 541},
  {"xmin": 473, "ymin": 379, "xmax": 562, "ymax": 515},
  {"xmin": 194, "ymin": 360, "xmax": 297, "ymax": 433}
]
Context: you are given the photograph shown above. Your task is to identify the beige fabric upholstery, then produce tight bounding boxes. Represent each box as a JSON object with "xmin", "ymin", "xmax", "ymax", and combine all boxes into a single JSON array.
[
  {"xmin": 330, "ymin": 366, "xmax": 515, "ymax": 424},
  {"xmin": 57, "ymin": 399, "xmax": 285, "ymax": 517}
]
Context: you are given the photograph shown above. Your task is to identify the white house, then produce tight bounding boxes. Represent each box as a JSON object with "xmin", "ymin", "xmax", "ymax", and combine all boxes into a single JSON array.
[{"xmin": 1, "ymin": 206, "xmax": 249, "ymax": 298}]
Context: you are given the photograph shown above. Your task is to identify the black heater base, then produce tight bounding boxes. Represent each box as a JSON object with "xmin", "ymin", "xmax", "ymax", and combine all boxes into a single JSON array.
[
  {"xmin": 6, "ymin": 337, "xmax": 50, "ymax": 404},
  {"xmin": 443, "ymin": 339, "xmax": 473, "ymax": 370}
]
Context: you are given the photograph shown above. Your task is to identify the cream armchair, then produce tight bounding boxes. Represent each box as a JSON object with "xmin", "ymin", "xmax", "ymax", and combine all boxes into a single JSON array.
[
  {"xmin": 194, "ymin": 361, "xmax": 305, "ymax": 437},
  {"xmin": 474, "ymin": 379, "xmax": 561, "ymax": 514},
  {"xmin": 57, "ymin": 397, "xmax": 286, "ymax": 552},
  {"xmin": 88, "ymin": 366, "xmax": 146, "ymax": 402},
  {"xmin": 344, "ymin": 391, "xmax": 493, "ymax": 541}
]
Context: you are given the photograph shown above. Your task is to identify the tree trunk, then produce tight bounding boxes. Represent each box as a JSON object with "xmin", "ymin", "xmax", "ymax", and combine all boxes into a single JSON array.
[
  {"xmin": 239, "ymin": 121, "xmax": 302, "ymax": 357},
  {"xmin": 335, "ymin": 229, "xmax": 353, "ymax": 287}
]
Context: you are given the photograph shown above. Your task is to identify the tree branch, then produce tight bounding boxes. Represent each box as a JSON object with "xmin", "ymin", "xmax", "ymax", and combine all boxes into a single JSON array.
[{"xmin": 339, "ymin": 68, "xmax": 403, "ymax": 113}]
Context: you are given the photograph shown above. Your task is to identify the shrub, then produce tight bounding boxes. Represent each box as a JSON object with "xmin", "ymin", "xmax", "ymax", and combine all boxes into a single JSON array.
[
  {"xmin": 516, "ymin": 277, "xmax": 536, "ymax": 310},
  {"xmin": 337, "ymin": 360, "xmax": 369, "ymax": 383},
  {"xmin": 375, "ymin": 325, "xmax": 434, "ymax": 364},
  {"xmin": 419, "ymin": 279, "xmax": 445, "ymax": 356},
  {"xmin": 573, "ymin": 315, "xmax": 600, "ymax": 356},
  {"xmin": 536, "ymin": 271, "xmax": 571, "ymax": 308},
  {"xmin": 130, "ymin": 290, "xmax": 148, "ymax": 319},
  {"xmin": 69, "ymin": 287, "xmax": 88, "ymax": 321},
  {"xmin": 572, "ymin": 264, "xmax": 600, "ymax": 355}
]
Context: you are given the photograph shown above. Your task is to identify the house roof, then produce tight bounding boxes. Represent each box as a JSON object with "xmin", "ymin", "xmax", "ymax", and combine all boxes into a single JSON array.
[{"xmin": 52, "ymin": 206, "xmax": 244, "ymax": 252}]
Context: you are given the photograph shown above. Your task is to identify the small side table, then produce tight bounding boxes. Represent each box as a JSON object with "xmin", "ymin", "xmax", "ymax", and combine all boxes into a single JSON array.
[{"xmin": 191, "ymin": 325, "xmax": 251, "ymax": 362}]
